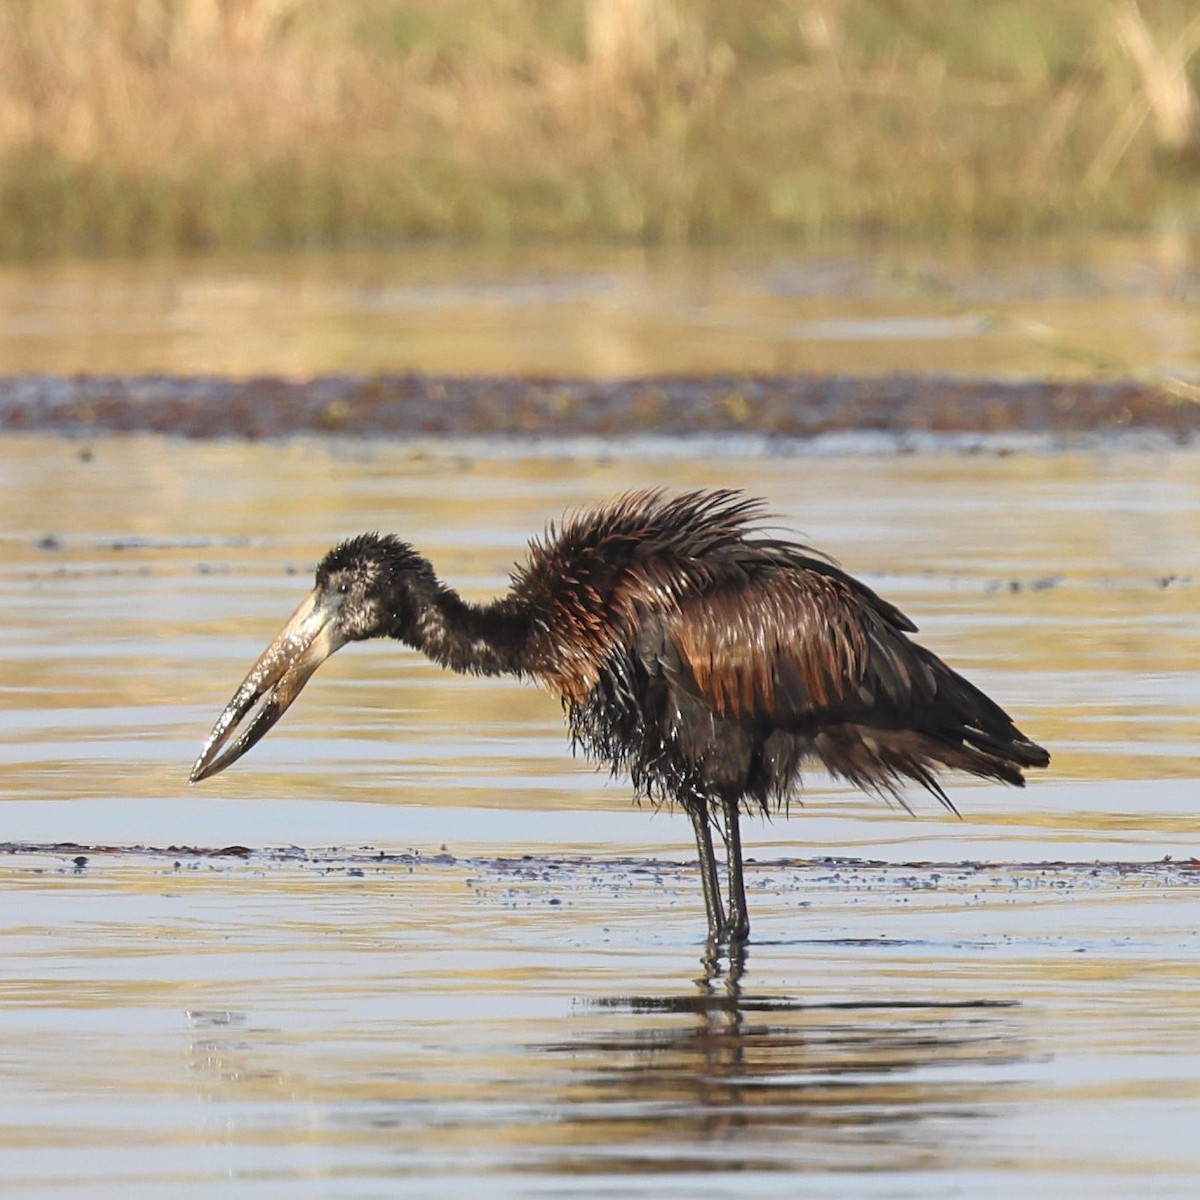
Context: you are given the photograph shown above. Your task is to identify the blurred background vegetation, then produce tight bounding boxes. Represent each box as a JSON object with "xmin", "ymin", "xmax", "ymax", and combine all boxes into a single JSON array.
[{"xmin": 0, "ymin": 0, "xmax": 1198, "ymax": 258}]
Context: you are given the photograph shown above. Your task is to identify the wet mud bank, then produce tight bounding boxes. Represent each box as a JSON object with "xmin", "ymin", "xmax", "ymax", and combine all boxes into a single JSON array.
[
  {"xmin": 7, "ymin": 841, "xmax": 1200, "ymax": 890},
  {"xmin": 0, "ymin": 373, "xmax": 1195, "ymax": 441}
]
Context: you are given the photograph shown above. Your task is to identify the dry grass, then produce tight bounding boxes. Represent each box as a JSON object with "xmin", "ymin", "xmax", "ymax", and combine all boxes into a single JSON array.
[{"xmin": 0, "ymin": 0, "xmax": 1197, "ymax": 255}]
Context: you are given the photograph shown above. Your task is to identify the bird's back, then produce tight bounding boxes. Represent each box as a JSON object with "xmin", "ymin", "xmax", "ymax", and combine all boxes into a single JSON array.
[{"xmin": 511, "ymin": 489, "xmax": 1049, "ymax": 812}]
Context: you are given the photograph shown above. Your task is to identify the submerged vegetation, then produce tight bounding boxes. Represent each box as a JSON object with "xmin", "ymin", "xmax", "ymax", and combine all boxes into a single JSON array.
[{"xmin": 0, "ymin": 0, "xmax": 1198, "ymax": 256}]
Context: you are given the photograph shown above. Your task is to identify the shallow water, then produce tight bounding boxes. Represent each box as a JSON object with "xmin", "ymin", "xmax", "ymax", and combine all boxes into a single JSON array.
[
  {"xmin": 2, "ymin": 237, "xmax": 1200, "ymax": 381},
  {"xmin": 1, "ymin": 437, "xmax": 1199, "ymax": 1198}
]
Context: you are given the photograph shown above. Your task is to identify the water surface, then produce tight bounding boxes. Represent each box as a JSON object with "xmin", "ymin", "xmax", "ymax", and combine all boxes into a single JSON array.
[
  {"xmin": 1, "ymin": 437, "xmax": 1198, "ymax": 1197},
  {"xmin": 2, "ymin": 237, "xmax": 1199, "ymax": 381}
]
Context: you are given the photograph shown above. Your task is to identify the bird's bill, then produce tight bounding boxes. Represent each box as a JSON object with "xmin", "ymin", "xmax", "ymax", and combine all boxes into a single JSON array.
[{"xmin": 190, "ymin": 590, "xmax": 345, "ymax": 783}]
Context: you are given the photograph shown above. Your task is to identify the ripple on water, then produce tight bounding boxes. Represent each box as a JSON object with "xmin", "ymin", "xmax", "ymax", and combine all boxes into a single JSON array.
[{"xmin": 0, "ymin": 438, "xmax": 1198, "ymax": 1197}]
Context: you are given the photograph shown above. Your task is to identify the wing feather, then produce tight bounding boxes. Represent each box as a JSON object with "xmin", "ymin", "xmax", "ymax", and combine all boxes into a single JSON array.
[{"xmin": 662, "ymin": 571, "xmax": 914, "ymax": 727}]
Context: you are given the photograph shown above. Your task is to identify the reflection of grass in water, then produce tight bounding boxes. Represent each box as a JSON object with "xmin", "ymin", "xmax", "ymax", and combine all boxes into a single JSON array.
[{"xmin": 0, "ymin": 1, "xmax": 1198, "ymax": 255}]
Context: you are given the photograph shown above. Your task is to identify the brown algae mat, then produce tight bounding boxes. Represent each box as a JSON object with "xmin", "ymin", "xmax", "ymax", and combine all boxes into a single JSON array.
[{"xmin": 0, "ymin": 373, "xmax": 1195, "ymax": 441}]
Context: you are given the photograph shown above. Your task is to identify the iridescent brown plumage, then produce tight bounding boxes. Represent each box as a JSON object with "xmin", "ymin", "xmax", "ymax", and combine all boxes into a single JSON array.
[{"xmin": 191, "ymin": 489, "xmax": 1050, "ymax": 945}]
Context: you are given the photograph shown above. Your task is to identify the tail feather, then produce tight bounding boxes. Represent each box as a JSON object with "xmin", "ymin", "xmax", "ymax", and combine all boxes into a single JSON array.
[{"xmin": 814, "ymin": 715, "xmax": 1049, "ymax": 814}]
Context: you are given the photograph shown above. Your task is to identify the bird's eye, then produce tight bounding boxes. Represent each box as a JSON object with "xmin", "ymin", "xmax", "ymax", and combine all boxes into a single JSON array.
[{"xmin": 337, "ymin": 580, "xmax": 350, "ymax": 595}]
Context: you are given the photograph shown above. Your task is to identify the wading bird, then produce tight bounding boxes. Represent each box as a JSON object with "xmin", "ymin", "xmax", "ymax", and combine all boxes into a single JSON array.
[{"xmin": 191, "ymin": 489, "xmax": 1049, "ymax": 944}]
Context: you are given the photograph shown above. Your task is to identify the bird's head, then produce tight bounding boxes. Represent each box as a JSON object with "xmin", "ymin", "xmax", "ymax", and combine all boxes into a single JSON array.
[{"xmin": 190, "ymin": 533, "xmax": 433, "ymax": 783}]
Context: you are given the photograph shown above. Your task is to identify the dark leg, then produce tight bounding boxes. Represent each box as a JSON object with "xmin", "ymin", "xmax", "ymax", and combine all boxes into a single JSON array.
[
  {"xmin": 687, "ymin": 801, "xmax": 725, "ymax": 941},
  {"xmin": 719, "ymin": 795, "xmax": 751, "ymax": 943}
]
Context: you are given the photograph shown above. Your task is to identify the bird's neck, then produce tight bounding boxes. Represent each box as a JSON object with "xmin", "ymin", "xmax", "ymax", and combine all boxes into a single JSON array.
[{"xmin": 399, "ymin": 582, "xmax": 530, "ymax": 678}]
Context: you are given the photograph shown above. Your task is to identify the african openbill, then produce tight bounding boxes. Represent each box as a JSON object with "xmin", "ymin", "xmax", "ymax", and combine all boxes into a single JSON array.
[{"xmin": 191, "ymin": 489, "xmax": 1049, "ymax": 944}]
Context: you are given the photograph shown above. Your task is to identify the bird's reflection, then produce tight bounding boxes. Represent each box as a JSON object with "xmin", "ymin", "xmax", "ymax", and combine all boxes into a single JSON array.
[
  {"xmin": 540, "ymin": 945, "xmax": 1028, "ymax": 1175},
  {"xmin": 181, "ymin": 948, "xmax": 1031, "ymax": 1178}
]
